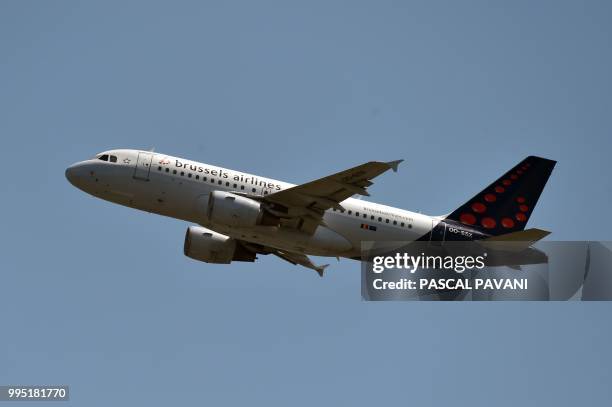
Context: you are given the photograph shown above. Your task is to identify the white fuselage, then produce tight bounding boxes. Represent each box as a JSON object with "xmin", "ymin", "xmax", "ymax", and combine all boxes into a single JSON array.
[{"xmin": 66, "ymin": 149, "xmax": 439, "ymax": 259}]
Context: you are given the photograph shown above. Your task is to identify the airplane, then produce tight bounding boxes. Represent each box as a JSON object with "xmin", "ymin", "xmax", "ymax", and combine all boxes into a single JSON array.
[{"xmin": 65, "ymin": 150, "xmax": 556, "ymax": 276}]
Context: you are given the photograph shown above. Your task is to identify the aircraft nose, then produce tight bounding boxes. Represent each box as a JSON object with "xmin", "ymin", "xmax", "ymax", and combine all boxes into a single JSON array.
[
  {"xmin": 65, "ymin": 162, "xmax": 85, "ymax": 186},
  {"xmin": 65, "ymin": 166, "xmax": 75, "ymax": 183},
  {"xmin": 65, "ymin": 165, "xmax": 76, "ymax": 184}
]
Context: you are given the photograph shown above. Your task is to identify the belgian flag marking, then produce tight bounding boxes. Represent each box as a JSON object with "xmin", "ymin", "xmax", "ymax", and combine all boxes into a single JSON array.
[{"xmin": 361, "ymin": 223, "xmax": 377, "ymax": 231}]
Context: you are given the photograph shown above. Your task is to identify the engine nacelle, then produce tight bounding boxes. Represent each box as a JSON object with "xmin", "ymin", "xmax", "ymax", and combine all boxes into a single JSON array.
[
  {"xmin": 184, "ymin": 226, "xmax": 256, "ymax": 264},
  {"xmin": 207, "ymin": 191, "xmax": 278, "ymax": 227}
]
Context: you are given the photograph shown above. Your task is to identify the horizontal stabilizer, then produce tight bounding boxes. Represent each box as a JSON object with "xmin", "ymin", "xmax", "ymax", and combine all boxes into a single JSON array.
[
  {"xmin": 485, "ymin": 228, "xmax": 551, "ymax": 242},
  {"xmin": 478, "ymin": 228, "xmax": 550, "ymax": 252}
]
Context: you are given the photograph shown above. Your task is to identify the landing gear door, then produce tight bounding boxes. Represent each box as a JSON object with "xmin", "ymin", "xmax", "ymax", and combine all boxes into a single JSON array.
[
  {"xmin": 429, "ymin": 219, "xmax": 446, "ymax": 246},
  {"xmin": 133, "ymin": 152, "xmax": 153, "ymax": 181}
]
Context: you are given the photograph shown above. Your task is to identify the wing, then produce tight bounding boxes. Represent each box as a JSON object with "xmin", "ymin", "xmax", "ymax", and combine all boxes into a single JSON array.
[
  {"xmin": 263, "ymin": 160, "xmax": 403, "ymax": 233},
  {"xmin": 272, "ymin": 250, "xmax": 329, "ymax": 277},
  {"xmin": 239, "ymin": 241, "xmax": 330, "ymax": 276}
]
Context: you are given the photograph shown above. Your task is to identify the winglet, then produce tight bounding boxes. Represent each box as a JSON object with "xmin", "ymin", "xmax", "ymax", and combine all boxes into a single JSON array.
[
  {"xmin": 316, "ymin": 264, "xmax": 329, "ymax": 277},
  {"xmin": 386, "ymin": 159, "xmax": 404, "ymax": 173}
]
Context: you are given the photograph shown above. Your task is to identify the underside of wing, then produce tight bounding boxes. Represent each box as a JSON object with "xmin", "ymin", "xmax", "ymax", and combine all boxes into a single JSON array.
[
  {"xmin": 273, "ymin": 250, "xmax": 329, "ymax": 277},
  {"xmin": 239, "ymin": 241, "xmax": 330, "ymax": 276}
]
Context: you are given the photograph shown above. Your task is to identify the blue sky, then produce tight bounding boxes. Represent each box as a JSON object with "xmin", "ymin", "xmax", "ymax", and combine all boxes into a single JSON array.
[{"xmin": 1, "ymin": 1, "xmax": 611, "ymax": 405}]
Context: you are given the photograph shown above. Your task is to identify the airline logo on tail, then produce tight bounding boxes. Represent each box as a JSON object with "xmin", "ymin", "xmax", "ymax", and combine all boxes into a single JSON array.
[{"xmin": 446, "ymin": 156, "xmax": 556, "ymax": 235}]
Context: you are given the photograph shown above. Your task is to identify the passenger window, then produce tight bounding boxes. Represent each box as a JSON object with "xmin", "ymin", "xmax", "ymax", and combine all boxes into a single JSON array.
[
  {"xmin": 378, "ymin": 217, "xmax": 382, "ymax": 222},
  {"xmin": 393, "ymin": 220, "xmax": 397, "ymax": 225},
  {"xmin": 241, "ymin": 185, "xmax": 244, "ymax": 190},
  {"xmin": 98, "ymin": 154, "xmax": 109, "ymax": 162},
  {"xmin": 158, "ymin": 166, "xmax": 162, "ymax": 171},
  {"xmin": 188, "ymin": 173, "xmax": 192, "ymax": 178},
  {"xmin": 196, "ymin": 175, "xmax": 199, "ymax": 180},
  {"xmin": 203, "ymin": 177, "xmax": 207, "ymax": 181},
  {"xmin": 173, "ymin": 170, "xmax": 177, "ymax": 174},
  {"xmin": 225, "ymin": 182, "xmax": 230, "ymax": 186},
  {"xmin": 109, "ymin": 155, "xmax": 117, "ymax": 163},
  {"xmin": 210, "ymin": 178, "xmax": 215, "ymax": 183},
  {"xmin": 218, "ymin": 180, "xmax": 222, "ymax": 185},
  {"xmin": 385, "ymin": 219, "xmax": 389, "ymax": 223},
  {"xmin": 165, "ymin": 168, "xmax": 169, "ymax": 172},
  {"xmin": 401, "ymin": 222, "xmax": 405, "ymax": 227},
  {"xmin": 348, "ymin": 210, "xmax": 352, "ymax": 215},
  {"xmin": 371, "ymin": 215, "xmax": 374, "ymax": 220},
  {"xmin": 355, "ymin": 212, "xmax": 359, "ymax": 216},
  {"xmin": 233, "ymin": 183, "xmax": 237, "ymax": 188},
  {"xmin": 180, "ymin": 171, "xmax": 185, "ymax": 176},
  {"xmin": 252, "ymin": 188, "xmax": 256, "ymax": 193}
]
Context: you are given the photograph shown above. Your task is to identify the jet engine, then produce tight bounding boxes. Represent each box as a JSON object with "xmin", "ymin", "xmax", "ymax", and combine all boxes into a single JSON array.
[
  {"xmin": 206, "ymin": 191, "xmax": 278, "ymax": 227},
  {"xmin": 184, "ymin": 226, "xmax": 256, "ymax": 264}
]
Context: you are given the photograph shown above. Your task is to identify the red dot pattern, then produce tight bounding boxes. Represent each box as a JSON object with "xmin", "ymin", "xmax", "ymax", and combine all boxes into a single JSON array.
[
  {"xmin": 481, "ymin": 217, "xmax": 496, "ymax": 229},
  {"xmin": 460, "ymin": 213, "xmax": 476, "ymax": 225},
  {"xmin": 484, "ymin": 193, "xmax": 497, "ymax": 202},
  {"xmin": 472, "ymin": 202, "xmax": 486, "ymax": 213},
  {"xmin": 459, "ymin": 161, "xmax": 533, "ymax": 230}
]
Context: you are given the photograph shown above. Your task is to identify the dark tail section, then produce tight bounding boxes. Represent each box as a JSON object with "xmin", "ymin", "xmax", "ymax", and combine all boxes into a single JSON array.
[{"xmin": 446, "ymin": 156, "xmax": 556, "ymax": 236}]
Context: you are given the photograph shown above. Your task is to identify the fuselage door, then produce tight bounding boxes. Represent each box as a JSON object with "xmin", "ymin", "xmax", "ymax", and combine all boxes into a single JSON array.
[
  {"xmin": 430, "ymin": 219, "xmax": 446, "ymax": 245},
  {"xmin": 133, "ymin": 152, "xmax": 153, "ymax": 181}
]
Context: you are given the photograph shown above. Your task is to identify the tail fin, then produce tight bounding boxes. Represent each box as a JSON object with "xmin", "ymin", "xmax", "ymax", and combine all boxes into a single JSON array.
[{"xmin": 446, "ymin": 156, "xmax": 556, "ymax": 235}]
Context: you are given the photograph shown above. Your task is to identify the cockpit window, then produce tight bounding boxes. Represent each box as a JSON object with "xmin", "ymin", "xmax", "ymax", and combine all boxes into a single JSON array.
[{"xmin": 96, "ymin": 154, "xmax": 118, "ymax": 163}]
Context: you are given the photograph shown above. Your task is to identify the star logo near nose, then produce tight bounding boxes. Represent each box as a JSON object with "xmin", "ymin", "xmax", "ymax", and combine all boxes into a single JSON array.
[{"xmin": 123, "ymin": 158, "xmax": 131, "ymax": 164}]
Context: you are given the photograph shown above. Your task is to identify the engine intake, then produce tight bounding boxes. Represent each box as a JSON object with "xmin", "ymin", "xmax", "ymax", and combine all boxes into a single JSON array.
[
  {"xmin": 206, "ymin": 191, "xmax": 278, "ymax": 227},
  {"xmin": 184, "ymin": 226, "xmax": 256, "ymax": 264}
]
